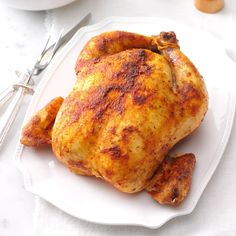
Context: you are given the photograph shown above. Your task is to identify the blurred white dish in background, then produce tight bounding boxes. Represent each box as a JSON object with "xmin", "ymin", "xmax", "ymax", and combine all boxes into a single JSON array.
[{"xmin": 0, "ymin": 0, "xmax": 76, "ymax": 11}]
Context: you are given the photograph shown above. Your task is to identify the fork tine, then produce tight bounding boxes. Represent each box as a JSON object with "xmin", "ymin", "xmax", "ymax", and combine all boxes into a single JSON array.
[
  {"xmin": 46, "ymin": 29, "xmax": 64, "ymax": 61},
  {"xmin": 39, "ymin": 32, "xmax": 52, "ymax": 59},
  {"xmin": 33, "ymin": 29, "xmax": 64, "ymax": 75}
]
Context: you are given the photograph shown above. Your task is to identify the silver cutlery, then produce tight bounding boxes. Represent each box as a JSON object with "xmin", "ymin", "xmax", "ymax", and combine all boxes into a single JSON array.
[{"xmin": 0, "ymin": 13, "xmax": 91, "ymax": 149}]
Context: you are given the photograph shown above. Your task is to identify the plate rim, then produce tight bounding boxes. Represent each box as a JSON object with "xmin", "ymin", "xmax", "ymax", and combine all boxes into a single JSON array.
[{"xmin": 14, "ymin": 16, "xmax": 236, "ymax": 229}]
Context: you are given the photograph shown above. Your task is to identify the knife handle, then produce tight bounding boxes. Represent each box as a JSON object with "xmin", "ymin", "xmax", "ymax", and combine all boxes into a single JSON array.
[{"xmin": 0, "ymin": 87, "xmax": 25, "ymax": 148}]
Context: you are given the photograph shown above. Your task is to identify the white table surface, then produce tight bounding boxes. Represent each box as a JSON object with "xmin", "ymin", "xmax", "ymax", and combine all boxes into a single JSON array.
[{"xmin": 0, "ymin": 1, "xmax": 236, "ymax": 235}]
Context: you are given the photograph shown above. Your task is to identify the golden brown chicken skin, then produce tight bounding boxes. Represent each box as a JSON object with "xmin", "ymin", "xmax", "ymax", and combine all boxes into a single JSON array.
[
  {"xmin": 21, "ymin": 31, "xmax": 208, "ymax": 206},
  {"xmin": 21, "ymin": 97, "xmax": 64, "ymax": 147},
  {"xmin": 146, "ymin": 153, "xmax": 196, "ymax": 206}
]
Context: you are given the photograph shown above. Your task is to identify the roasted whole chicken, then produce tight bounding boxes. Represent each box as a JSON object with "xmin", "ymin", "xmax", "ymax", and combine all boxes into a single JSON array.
[{"xmin": 21, "ymin": 31, "xmax": 208, "ymax": 206}]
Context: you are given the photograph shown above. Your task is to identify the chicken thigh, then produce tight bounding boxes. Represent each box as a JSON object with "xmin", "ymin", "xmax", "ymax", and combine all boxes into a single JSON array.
[{"xmin": 21, "ymin": 31, "xmax": 208, "ymax": 206}]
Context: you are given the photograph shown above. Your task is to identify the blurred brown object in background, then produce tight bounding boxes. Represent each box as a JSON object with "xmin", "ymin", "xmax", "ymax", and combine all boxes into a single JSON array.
[{"xmin": 195, "ymin": 0, "xmax": 224, "ymax": 13}]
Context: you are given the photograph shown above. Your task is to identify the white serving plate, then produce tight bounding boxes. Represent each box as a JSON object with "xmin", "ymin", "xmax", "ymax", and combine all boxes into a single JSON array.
[{"xmin": 15, "ymin": 17, "xmax": 236, "ymax": 229}]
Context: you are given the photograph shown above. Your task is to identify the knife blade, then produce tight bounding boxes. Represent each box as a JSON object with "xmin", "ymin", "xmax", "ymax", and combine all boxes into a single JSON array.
[{"xmin": 47, "ymin": 12, "xmax": 92, "ymax": 53}]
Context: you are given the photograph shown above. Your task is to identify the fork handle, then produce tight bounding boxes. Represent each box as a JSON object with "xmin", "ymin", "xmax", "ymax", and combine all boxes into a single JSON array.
[
  {"xmin": 0, "ymin": 87, "xmax": 25, "ymax": 148},
  {"xmin": 0, "ymin": 86, "xmax": 15, "ymax": 108}
]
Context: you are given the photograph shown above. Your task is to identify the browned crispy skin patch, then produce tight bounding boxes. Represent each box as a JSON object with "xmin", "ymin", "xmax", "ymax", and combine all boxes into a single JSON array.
[
  {"xmin": 179, "ymin": 83, "xmax": 202, "ymax": 116},
  {"xmin": 146, "ymin": 153, "xmax": 196, "ymax": 206},
  {"xmin": 101, "ymin": 146, "xmax": 129, "ymax": 160},
  {"xmin": 158, "ymin": 31, "xmax": 179, "ymax": 44},
  {"xmin": 68, "ymin": 49, "xmax": 153, "ymax": 123},
  {"xmin": 21, "ymin": 97, "xmax": 64, "ymax": 147}
]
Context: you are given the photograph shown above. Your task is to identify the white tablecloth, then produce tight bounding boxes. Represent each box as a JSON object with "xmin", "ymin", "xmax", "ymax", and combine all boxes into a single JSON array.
[{"xmin": 0, "ymin": 1, "xmax": 236, "ymax": 235}]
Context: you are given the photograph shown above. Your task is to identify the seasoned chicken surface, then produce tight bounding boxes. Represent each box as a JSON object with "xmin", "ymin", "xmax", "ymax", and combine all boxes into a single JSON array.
[
  {"xmin": 21, "ymin": 97, "xmax": 64, "ymax": 147},
  {"xmin": 146, "ymin": 153, "xmax": 196, "ymax": 206},
  {"xmin": 21, "ymin": 31, "xmax": 208, "ymax": 206}
]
